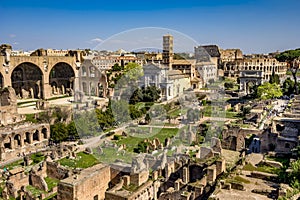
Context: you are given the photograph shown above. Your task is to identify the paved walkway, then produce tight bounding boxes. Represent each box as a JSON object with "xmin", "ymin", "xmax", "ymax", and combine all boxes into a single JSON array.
[{"xmin": 247, "ymin": 153, "xmax": 264, "ymax": 166}]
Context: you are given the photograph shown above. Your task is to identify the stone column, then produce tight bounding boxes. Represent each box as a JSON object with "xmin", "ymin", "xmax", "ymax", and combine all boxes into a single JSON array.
[
  {"xmin": 216, "ymin": 159, "xmax": 226, "ymax": 176},
  {"xmin": 38, "ymin": 130, "xmax": 42, "ymax": 141},
  {"xmin": 10, "ymin": 137, "xmax": 14, "ymax": 149},
  {"xmin": 207, "ymin": 165, "xmax": 217, "ymax": 182},
  {"xmin": 182, "ymin": 167, "xmax": 188, "ymax": 184},
  {"xmin": 20, "ymin": 135, "xmax": 24, "ymax": 147},
  {"xmin": 29, "ymin": 133, "xmax": 33, "ymax": 144}
]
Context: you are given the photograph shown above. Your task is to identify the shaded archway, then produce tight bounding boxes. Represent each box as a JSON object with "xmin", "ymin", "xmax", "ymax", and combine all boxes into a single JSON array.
[
  {"xmin": 3, "ymin": 136, "xmax": 12, "ymax": 149},
  {"xmin": 14, "ymin": 134, "xmax": 21, "ymax": 147},
  {"xmin": 33, "ymin": 130, "xmax": 39, "ymax": 141},
  {"xmin": 0, "ymin": 72, "xmax": 3, "ymax": 88},
  {"xmin": 25, "ymin": 132, "xmax": 31, "ymax": 144},
  {"xmin": 42, "ymin": 128, "xmax": 48, "ymax": 139},
  {"xmin": 49, "ymin": 62, "xmax": 75, "ymax": 95},
  {"xmin": 11, "ymin": 62, "xmax": 43, "ymax": 98}
]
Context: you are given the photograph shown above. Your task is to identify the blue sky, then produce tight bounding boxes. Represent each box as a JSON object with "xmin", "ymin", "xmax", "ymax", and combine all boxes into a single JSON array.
[{"xmin": 0, "ymin": 0, "xmax": 299, "ymax": 54}]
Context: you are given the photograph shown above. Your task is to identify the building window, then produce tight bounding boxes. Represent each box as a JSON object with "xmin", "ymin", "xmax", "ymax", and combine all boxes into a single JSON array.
[{"xmin": 94, "ymin": 195, "xmax": 98, "ymax": 200}]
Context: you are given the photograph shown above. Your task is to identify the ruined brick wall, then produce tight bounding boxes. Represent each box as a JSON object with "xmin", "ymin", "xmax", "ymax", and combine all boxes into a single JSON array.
[
  {"xmin": 57, "ymin": 182, "xmax": 75, "ymax": 200},
  {"xmin": 8, "ymin": 172, "xmax": 29, "ymax": 191},
  {"xmin": 30, "ymin": 173, "xmax": 48, "ymax": 191},
  {"xmin": 130, "ymin": 170, "xmax": 149, "ymax": 187},
  {"xmin": 105, "ymin": 192, "xmax": 127, "ymax": 200},
  {"xmin": 46, "ymin": 162, "xmax": 69, "ymax": 180},
  {"xmin": 76, "ymin": 165, "xmax": 110, "ymax": 200}
]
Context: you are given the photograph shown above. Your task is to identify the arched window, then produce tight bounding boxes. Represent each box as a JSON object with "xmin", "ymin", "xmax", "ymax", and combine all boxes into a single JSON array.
[
  {"xmin": 285, "ymin": 143, "xmax": 290, "ymax": 149},
  {"xmin": 82, "ymin": 66, "xmax": 87, "ymax": 76}
]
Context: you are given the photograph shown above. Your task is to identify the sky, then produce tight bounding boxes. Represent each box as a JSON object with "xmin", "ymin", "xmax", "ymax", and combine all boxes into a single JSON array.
[{"xmin": 0, "ymin": 0, "xmax": 300, "ymax": 54}]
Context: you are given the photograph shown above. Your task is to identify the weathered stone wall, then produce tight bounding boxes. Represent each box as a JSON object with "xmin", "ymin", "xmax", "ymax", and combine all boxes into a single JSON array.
[
  {"xmin": 130, "ymin": 170, "xmax": 149, "ymax": 187},
  {"xmin": 57, "ymin": 164, "xmax": 110, "ymax": 200},
  {"xmin": 8, "ymin": 170, "xmax": 29, "ymax": 191},
  {"xmin": 46, "ymin": 161, "xmax": 69, "ymax": 180},
  {"xmin": 30, "ymin": 173, "xmax": 48, "ymax": 191}
]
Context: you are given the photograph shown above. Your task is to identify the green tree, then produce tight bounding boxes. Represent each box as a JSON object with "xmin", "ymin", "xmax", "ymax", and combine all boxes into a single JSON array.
[
  {"xmin": 242, "ymin": 105, "xmax": 251, "ymax": 116},
  {"xmin": 129, "ymin": 88, "xmax": 143, "ymax": 104},
  {"xmin": 111, "ymin": 99, "xmax": 130, "ymax": 123},
  {"xmin": 289, "ymin": 159, "xmax": 300, "ymax": 189},
  {"xmin": 144, "ymin": 113, "xmax": 151, "ymax": 124},
  {"xmin": 67, "ymin": 121, "xmax": 79, "ymax": 139},
  {"xmin": 257, "ymin": 82, "xmax": 283, "ymax": 100},
  {"xmin": 143, "ymin": 86, "xmax": 161, "ymax": 102},
  {"xmin": 134, "ymin": 141, "xmax": 150, "ymax": 153},
  {"xmin": 269, "ymin": 69, "xmax": 280, "ymax": 84},
  {"xmin": 50, "ymin": 122, "xmax": 68, "ymax": 142},
  {"xmin": 276, "ymin": 49, "xmax": 300, "ymax": 94},
  {"xmin": 124, "ymin": 62, "xmax": 144, "ymax": 81},
  {"xmin": 224, "ymin": 82, "xmax": 234, "ymax": 89},
  {"xmin": 282, "ymin": 77, "xmax": 295, "ymax": 96}
]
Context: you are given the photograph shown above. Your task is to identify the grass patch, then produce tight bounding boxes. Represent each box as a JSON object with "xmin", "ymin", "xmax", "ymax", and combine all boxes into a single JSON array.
[
  {"xmin": 117, "ymin": 127, "xmax": 178, "ymax": 152},
  {"xmin": 25, "ymin": 113, "xmax": 38, "ymax": 123},
  {"xmin": 94, "ymin": 146, "xmax": 134, "ymax": 164},
  {"xmin": 122, "ymin": 184, "xmax": 139, "ymax": 192},
  {"xmin": 265, "ymin": 156, "xmax": 290, "ymax": 166},
  {"xmin": 46, "ymin": 95, "xmax": 69, "ymax": 101},
  {"xmin": 243, "ymin": 163, "xmax": 280, "ymax": 174},
  {"xmin": 44, "ymin": 177, "xmax": 59, "ymax": 191},
  {"xmin": 233, "ymin": 175, "xmax": 251, "ymax": 184},
  {"xmin": 44, "ymin": 193, "xmax": 57, "ymax": 200},
  {"xmin": 17, "ymin": 100, "xmax": 37, "ymax": 106},
  {"xmin": 30, "ymin": 152, "xmax": 45, "ymax": 164},
  {"xmin": 26, "ymin": 185, "xmax": 46, "ymax": 197},
  {"xmin": 1, "ymin": 159, "xmax": 24, "ymax": 170},
  {"xmin": 58, "ymin": 152, "xmax": 99, "ymax": 169}
]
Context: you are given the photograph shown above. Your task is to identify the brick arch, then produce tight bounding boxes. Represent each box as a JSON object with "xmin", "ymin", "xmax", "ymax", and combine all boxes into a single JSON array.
[
  {"xmin": 13, "ymin": 133, "xmax": 22, "ymax": 147},
  {"xmin": 49, "ymin": 62, "xmax": 75, "ymax": 95},
  {"xmin": 33, "ymin": 130, "xmax": 40, "ymax": 142},
  {"xmin": 2, "ymin": 135, "xmax": 12, "ymax": 149},
  {"xmin": 42, "ymin": 127, "xmax": 49, "ymax": 139},
  {"xmin": 11, "ymin": 62, "xmax": 43, "ymax": 99},
  {"xmin": 24, "ymin": 131, "xmax": 32, "ymax": 144}
]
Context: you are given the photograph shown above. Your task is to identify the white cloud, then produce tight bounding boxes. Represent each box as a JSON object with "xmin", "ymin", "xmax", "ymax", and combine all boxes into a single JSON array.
[
  {"xmin": 88, "ymin": 38, "xmax": 103, "ymax": 44},
  {"xmin": 9, "ymin": 34, "xmax": 16, "ymax": 38}
]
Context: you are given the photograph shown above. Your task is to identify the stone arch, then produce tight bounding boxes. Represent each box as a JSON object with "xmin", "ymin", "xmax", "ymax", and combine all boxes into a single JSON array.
[
  {"xmin": 49, "ymin": 62, "xmax": 75, "ymax": 95},
  {"xmin": 13, "ymin": 134, "xmax": 22, "ymax": 147},
  {"xmin": 33, "ymin": 130, "xmax": 39, "ymax": 141},
  {"xmin": 0, "ymin": 72, "xmax": 3, "ymax": 88},
  {"xmin": 11, "ymin": 62, "xmax": 43, "ymax": 99},
  {"xmin": 3, "ymin": 136, "xmax": 12, "ymax": 149},
  {"xmin": 42, "ymin": 128, "xmax": 48, "ymax": 139}
]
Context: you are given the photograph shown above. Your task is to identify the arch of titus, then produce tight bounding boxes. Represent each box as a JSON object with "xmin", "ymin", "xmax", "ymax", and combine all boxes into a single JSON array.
[{"xmin": 0, "ymin": 44, "xmax": 81, "ymax": 99}]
